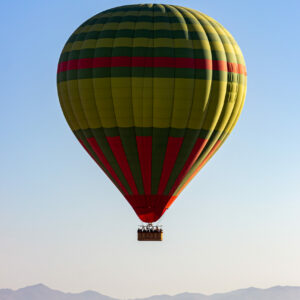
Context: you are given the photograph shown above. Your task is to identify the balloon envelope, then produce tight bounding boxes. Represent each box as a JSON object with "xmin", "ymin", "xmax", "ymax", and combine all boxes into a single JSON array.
[{"xmin": 57, "ymin": 4, "xmax": 247, "ymax": 223}]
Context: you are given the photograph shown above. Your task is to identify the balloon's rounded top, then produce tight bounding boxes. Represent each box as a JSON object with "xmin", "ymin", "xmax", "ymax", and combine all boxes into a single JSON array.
[{"xmin": 57, "ymin": 4, "xmax": 247, "ymax": 223}]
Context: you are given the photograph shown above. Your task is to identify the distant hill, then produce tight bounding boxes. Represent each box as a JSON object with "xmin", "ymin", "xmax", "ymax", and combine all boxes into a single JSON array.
[
  {"xmin": 0, "ymin": 284, "xmax": 115, "ymax": 300},
  {"xmin": 1, "ymin": 284, "xmax": 300, "ymax": 300}
]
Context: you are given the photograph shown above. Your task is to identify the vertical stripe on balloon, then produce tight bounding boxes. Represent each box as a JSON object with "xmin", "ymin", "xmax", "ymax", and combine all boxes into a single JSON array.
[
  {"xmin": 136, "ymin": 136, "xmax": 152, "ymax": 195},
  {"xmin": 106, "ymin": 136, "xmax": 138, "ymax": 195},
  {"xmin": 157, "ymin": 137, "xmax": 184, "ymax": 195},
  {"xmin": 78, "ymin": 138, "xmax": 124, "ymax": 194},
  {"xmin": 176, "ymin": 140, "xmax": 222, "ymax": 196},
  {"xmin": 169, "ymin": 138, "xmax": 208, "ymax": 195},
  {"xmin": 87, "ymin": 137, "xmax": 129, "ymax": 195}
]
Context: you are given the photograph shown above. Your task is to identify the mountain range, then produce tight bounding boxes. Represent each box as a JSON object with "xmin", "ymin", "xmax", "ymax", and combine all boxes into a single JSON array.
[{"xmin": 1, "ymin": 284, "xmax": 300, "ymax": 300}]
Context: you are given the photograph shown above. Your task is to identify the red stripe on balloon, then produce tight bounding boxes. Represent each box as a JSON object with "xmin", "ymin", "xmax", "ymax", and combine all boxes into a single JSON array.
[
  {"xmin": 176, "ymin": 140, "xmax": 222, "ymax": 196},
  {"xmin": 106, "ymin": 136, "xmax": 138, "ymax": 195},
  {"xmin": 78, "ymin": 139, "xmax": 125, "ymax": 193},
  {"xmin": 57, "ymin": 57, "xmax": 247, "ymax": 75},
  {"xmin": 136, "ymin": 136, "xmax": 152, "ymax": 195},
  {"xmin": 86, "ymin": 137, "xmax": 128, "ymax": 195},
  {"xmin": 157, "ymin": 137, "xmax": 184, "ymax": 195},
  {"xmin": 169, "ymin": 138, "xmax": 208, "ymax": 195},
  {"xmin": 78, "ymin": 139, "xmax": 100, "ymax": 166}
]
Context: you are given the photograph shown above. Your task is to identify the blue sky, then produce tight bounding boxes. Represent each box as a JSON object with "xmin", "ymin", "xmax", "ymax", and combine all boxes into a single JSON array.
[{"xmin": 0, "ymin": 0, "xmax": 300, "ymax": 298}]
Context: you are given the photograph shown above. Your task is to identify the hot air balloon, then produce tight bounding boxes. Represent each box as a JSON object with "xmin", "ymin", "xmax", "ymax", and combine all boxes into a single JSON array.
[{"xmin": 57, "ymin": 4, "xmax": 247, "ymax": 241}]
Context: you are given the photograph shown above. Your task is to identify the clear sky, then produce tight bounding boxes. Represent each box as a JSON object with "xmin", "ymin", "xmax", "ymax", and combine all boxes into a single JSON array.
[{"xmin": 1, "ymin": 0, "xmax": 300, "ymax": 298}]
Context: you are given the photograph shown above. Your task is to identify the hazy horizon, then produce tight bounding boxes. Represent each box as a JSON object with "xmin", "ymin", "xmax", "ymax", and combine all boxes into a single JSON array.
[{"xmin": 4, "ymin": 283, "xmax": 300, "ymax": 299}]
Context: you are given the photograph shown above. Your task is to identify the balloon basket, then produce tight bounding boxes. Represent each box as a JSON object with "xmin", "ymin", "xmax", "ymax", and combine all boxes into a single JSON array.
[{"xmin": 137, "ymin": 224, "xmax": 163, "ymax": 241}]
